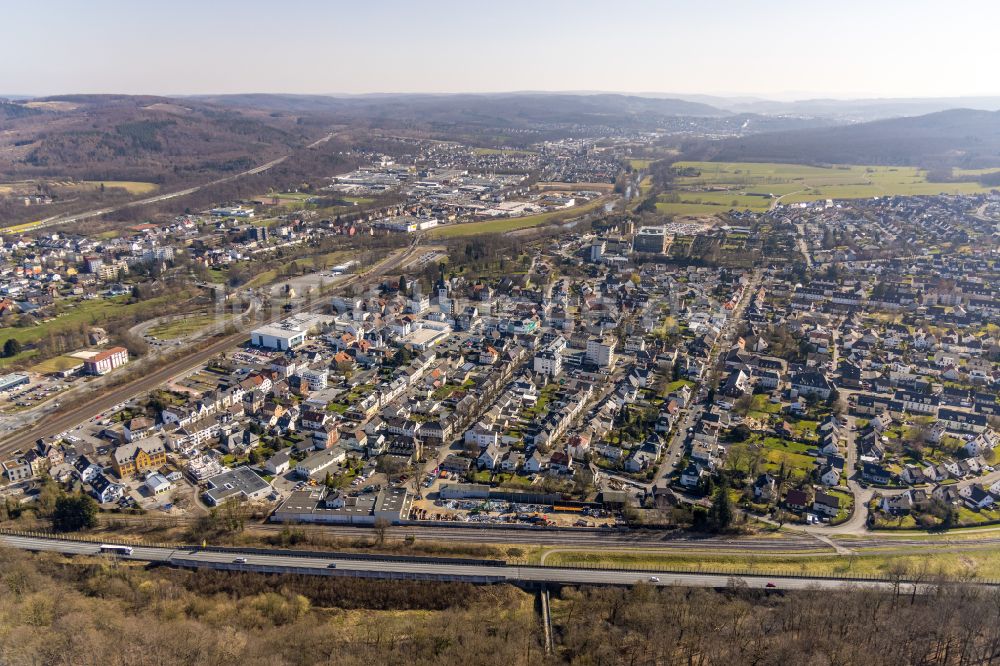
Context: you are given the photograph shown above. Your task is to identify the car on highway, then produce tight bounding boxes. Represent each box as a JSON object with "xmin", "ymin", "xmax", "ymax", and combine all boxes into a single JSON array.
[
  {"xmin": 233, "ymin": 557, "xmax": 248, "ymax": 564},
  {"xmin": 648, "ymin": 576, "xmax": 660, "ymax": 583},
  {"xmin": 765, "ymin": 582, "xmax": 776, "ymax": 588},
  {"xmin": 327, "ymin": 563, "xmax": 337, "ymax": 568}
]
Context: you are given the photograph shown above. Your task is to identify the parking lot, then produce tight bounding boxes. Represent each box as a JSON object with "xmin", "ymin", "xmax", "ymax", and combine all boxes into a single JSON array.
[{"xmin": 0, "ymin": 373, "xmax": 70, "ymax": 411}]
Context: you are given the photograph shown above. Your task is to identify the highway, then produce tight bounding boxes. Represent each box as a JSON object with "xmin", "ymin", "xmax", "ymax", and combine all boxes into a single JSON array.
[
  {"xmin": 0, "ymin": 241, "xmax": 418, "ymax": 454},
  {"xmin": 29, "ymin": 155, "xmax": 290, "ymax": 232},
  {"xmin": 77, "ymin": 513, "xmax": 1000, "ymax": 557},
  {"xmin": 0, "ymin": 533, "xmax": 942, "ymax": 593},
  {"xmin": 21, "ymin": 131, "xmax": 338, "ymax": 234}
]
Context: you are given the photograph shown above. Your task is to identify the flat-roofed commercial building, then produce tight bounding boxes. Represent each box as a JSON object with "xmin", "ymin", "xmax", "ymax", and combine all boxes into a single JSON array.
[
  {"xmin": 633, "ymin": 226, "xmax": 669, "ymax": 254},
  {"xmin": 202, "ymin": 467, "xmax": 272, "ymax": 507},
  {"xmin": 251, "ymin": 323, "xmax": 306, "ymax": 351},
  {"xmin": 271, "ymin": 487, "xmax": 412, "ymax": 525}
]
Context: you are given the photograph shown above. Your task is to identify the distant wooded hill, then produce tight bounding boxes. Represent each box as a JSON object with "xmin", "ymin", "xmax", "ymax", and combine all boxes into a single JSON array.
[{"xmin": 682, "ymin": 109, "xmax": 1000, "ymax": 168}]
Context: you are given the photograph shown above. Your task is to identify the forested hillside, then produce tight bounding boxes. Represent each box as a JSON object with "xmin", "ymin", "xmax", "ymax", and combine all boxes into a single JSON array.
[
  {"xmin": 0, "ymin": 95, "xmax": 316, "ymax": 184},
  {"xmin": 683, "ymin": 109, "xmax": 1000, "ymax": 169},
  {"xmin": 2, "ymin": 548, "xmax": 1000, "ymax": 665}
]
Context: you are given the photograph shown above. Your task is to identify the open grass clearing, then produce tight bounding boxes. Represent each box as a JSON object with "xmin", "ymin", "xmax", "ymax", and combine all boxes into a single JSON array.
[
  {"xmin": 751, "ymin": 394, "xmax": 782, "ymax": 414},
  {"xmin": 148, "ymin": 313, "xmax": 230, "ymax": 340},
  {"xmin": 83, "ymin": 180, "xmax": 158, "ymax": 195},
  {"xmin": 0, "ymin": 179, "xmax": 156, "ymax": 196},
  {"xmin": 760, "ymin": 446, "xmax": 815, "ymax": 475},
  {"xmin": 0, "ymin": 222, "xmax": 44, "ymax": 234},
  {"xmin": 29, "ymin": 354, "xmax": 84, "ymax": 374},
  {"xmin": 659, "ymin": 190, "xmax": 774, "ymax": 213}
]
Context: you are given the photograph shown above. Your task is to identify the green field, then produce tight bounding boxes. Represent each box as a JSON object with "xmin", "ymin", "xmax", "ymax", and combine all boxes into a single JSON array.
[
  {"xmin": 637, "ymin": 175, "xmax": 653, "ymax": 196},
  {"xmin": 750, "ymin": 434, "xmax": 816, "ymax": 475},
  {"xmin": 149, "ymin": 313, "xmax": 228, "ymax": 340},
  {"xmin": 245, "ymin": 249, "xmax": 351, "ymax": 290},
  {"xmin": 0, "ymin": 180, "xmax": 157, "ymax": 196},
  {"xmin": 84, "ymin": 180, "xmax": 158, "ymax": 195},
  {"xmin": 430, "ymin": 197, "xmax": 609, "ymax": 238},
  {"xmin": 659, "ymin": 161, "xmax": 998, "ymax": 217},
  {"xmin": 0, "ymin": 221, "xmax": 44, "ymax": 234},
  {"xmin": 0, "ymin": 292, "xmax": 191, "ymax": 367},
  {"xmin": 629, "ymin": 158, "xmax": 654, "ymax": 170},
  {"xmin": 30, "ymin": 355, "xmax": 84, "ymax": 374}
]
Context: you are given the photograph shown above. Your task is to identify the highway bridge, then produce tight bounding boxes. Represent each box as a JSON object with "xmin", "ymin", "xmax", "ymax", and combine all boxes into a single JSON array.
[{"xmin": 0, "ymin": 532, "xmax": 961, "ymax": 593}]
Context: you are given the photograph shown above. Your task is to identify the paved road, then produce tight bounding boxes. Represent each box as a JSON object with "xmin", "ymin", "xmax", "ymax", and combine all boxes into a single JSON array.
[
  {"xmin": 0, "ymin": 533, "xmax": 939, "ymax": 592},
  {"xmin": 794, "ymin": 223, "xmax": 813, "ymax": 268},
  {"xmin": 653, "ymin": 270, "xmax": 762, "ymax": 487},
  {"xmin": 0, "ymin": 243, "xmax": 417, "ymax": 454}
]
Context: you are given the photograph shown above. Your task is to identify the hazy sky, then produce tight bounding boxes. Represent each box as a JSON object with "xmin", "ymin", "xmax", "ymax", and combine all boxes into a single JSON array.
[{"xmin": 4, "ymin": 0, "xmax": 999, "ymax": 99}]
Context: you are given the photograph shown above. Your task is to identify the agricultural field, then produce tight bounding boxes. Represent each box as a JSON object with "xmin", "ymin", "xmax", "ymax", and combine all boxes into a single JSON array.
[
  {"xmin": 82, "ymin": 180, "xmax": 158, "ymax": 194},
  {"xmin": 0, "ymin": 179, "xmax": 157, "ymax": 195},
  {"xmin": 0, "ymin": 221, "xmax": 44, "ymax": 234},
  {"xmin": 658, "ymin": 161, "xmax": 999, "ymax": 217},
  {"xmin": 429, "ymin": 196, "xmax": 609, "ymax": 238},
  {"xmin": 629, "ymin": 158, "xmax": 654, "ymax": 170}
]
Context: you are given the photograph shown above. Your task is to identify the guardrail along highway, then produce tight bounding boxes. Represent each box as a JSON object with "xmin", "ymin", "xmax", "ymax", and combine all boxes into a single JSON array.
[{"xmin": 0, "ymin": 532, "xmax": 960, "ymax": 594}]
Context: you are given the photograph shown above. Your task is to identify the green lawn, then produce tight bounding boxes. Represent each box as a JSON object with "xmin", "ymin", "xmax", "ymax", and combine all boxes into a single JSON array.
[
  {"xmin": 751, "ymin": 394, "xmax": 781, "ymax": 414},
  {"xmin": 245, "ymin": 269, "xmax": 279, "ymax": 288},
  {"xmin": 754, "ymin": 435, "xmax": 816, "ymax": 475},
  {"xmin": 957, "ymin": 506, "xmax": 1000, "ymax": 526},
  {"xmin": 149, "ymin": 313, "xmax": 229, "ymax": 340},
  {"xmin": 30, "ymin": 355, "xmax": 84, "ymax": 374}
]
